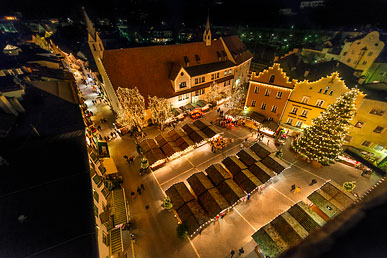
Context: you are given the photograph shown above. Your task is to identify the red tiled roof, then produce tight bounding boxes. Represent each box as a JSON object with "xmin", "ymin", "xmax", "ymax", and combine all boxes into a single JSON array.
[
  {"xmin": 222, "ymin": 35, "xmax": 253, "ymax": 65},
  {"xmin": 102, "ymin": 40, "xmax": 226, "ymax": 101}
]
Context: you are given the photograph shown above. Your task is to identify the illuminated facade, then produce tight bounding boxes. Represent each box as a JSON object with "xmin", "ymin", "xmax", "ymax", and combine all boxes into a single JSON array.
[
  {"xmin": 245, "ymin": 63, "xmax": 295, "ymax": 123},
  {"xmin": 339, "ymin": 31, "xmax": 385, "ymax": 72},
  {"xmin": 279, "ymin": 72, "xmax": 365, "ymax": 134}
]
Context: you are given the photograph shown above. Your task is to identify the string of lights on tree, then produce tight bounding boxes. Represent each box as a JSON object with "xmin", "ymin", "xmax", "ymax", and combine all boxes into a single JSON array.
[{"xmin": 292, "ymin": 88, "xmax": 360, "ymax": 165}]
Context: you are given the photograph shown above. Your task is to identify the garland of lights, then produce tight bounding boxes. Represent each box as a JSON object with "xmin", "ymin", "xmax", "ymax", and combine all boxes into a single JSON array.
[{"xmin": 292, "ymin": 88, "xmax": 360, "ymax": 165}]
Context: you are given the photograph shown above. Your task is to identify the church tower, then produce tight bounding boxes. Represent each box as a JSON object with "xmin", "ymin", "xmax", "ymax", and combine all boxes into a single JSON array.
[
  {"xmin": 203, "ymin": 12, "xmax": 211, "ymax": 46},
  {"xmin": 83, "ymin": 7, "xmax": 104, "ymax": 61}
]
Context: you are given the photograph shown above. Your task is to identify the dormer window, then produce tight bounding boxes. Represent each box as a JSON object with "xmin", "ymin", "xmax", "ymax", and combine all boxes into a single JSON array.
[
  {"xmin": 195, "ymin": 54, "xmax": 200, "ymax": 64},
  {"xmin": 184, "ymin": 56, "xmax": 190, "ymax": 66},
  {"xmin": 179, "ymin": 81, "xmax": 187, "ymax": 89}
]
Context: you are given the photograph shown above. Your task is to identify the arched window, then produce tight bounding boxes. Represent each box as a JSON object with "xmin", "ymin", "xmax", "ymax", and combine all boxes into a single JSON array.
[{"xmin": 269, "ymin": 75, "xmax": 275, "ymax": 83}]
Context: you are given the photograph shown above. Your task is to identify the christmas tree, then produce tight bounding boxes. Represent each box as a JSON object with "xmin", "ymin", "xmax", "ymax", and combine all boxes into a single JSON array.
[{"xmin": 292, "ymin": 88, "xmax": 360, "ymax": 165}]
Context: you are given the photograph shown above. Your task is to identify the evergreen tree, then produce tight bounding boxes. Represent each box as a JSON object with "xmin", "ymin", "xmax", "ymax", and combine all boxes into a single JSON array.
[{"xmin": 292, "ymin": 88, "xmax": 360, "ymax": 165}]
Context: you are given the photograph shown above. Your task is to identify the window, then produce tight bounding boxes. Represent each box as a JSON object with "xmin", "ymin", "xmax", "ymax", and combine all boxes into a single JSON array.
[
  {"xmin": 202, "ymin": 76, "xmax": 205, "ymax": 83},
  {"xmin": 295, "ymin": 121, "xmax": 303, "ymax": 128},
  {"xmin": 368, "ymin": 51, "xmax": 373, "ymax": 56},
  {"xmin": 211, "ymin": 74, "xmax": 214, "ymax": 80},
  {"xmin": 180, "ymin": 72, "xmax": 184, "ymax": 76},
  {"xmin": 276, "ymin": 91, "xmax": 283, "ymax": 99},
  {"xmin": 99, "ymin": 44, "xmax": 103, "ymax": 50},
  {"xmin": 178, "ymin": 95, "xmax": 183, "ymax": 101},
  {"xmin": 201, "ymin": 89, "xmax": 205, "ymax": 95},
  {"xmin": 229, "ymin": 69, "xmax": 232, "ymax": 74},
  {"xmin": 318, "ymin": 88, "xmax": 322, "ymax": 93},
  {"xmin": 265, "ymin": 89, "xmax": 271, "ymax": 96},
  {"xmin": 374, "ymin": 145, "xmax": 384, "ymax": 151},
  {"xmin": 300, "ymin": 110, "xmax": 309, "ymax": 117},
  {"xmin": 271, "ymin": 105, "xmax": 277, "ymax": 113},
  {"xmin": 316, "ymin": 99, "xmax": 325, "ymax": 107},
  {"xmin": 323, "ymin": 86, "xmax": 330, "ymax": 94},
  {"xmin": 344, "ymin": 135, "xmax": 352, "ymax": 142},
  {"xmin": 217, "ymin": 72, "xmax": 219, "ymax": 78},
  {"xmin": 94, "ymin": 204, "xmax": 99, "ymax": 218},
  {"xmin": 93, "ymin": 44, "xmax": 96, "ymax": 51},
  {"xmin": 268, "ymin": 117, "xmax": 273, "ymax": 121},
  {"xmin": 179, "ymin": 81, "xmax": 187, "ymax": 89},
  {"xmin": 102, "ymin": 232, "xmax": 109, "ymax": 246},
  {"xmin": 254, "ymin": 86, "xmax": 259, "ymax": 94},
  {"xmin": 261, "ymin": 103, "xmax": 266, "ymax": 110},
  {"xmin": 195, "ymin": 78, "xmax": 198, "ymax": 84},
  {"xmin": 362, "ymin": 61, "xmax": 367, "ymax": 65},
  {"xmin": 301, "ymin": 96, "xmax": 310, "ymax": 104},
  {"xmin": 351, "ymin": 50, "xmax": 355, "ymax": 54},
  {"xmin": 354, "ymin": 121, "xmax": 364, "ymax": 128},
  {"xmin": 251, "ymin": 100, "xmax": 256, "ymax": 107},
  {"xmin": 373, "ymin": 126, "xmax": 384, "ymax": 133},
  {"xmin": 224, "ymin": 70, "xmax": 227, "ymax": 76},
  {"xmin": 286, "ymin": 118, "xmax": 293, "ymax": 125},
  {"xmin": 291, "ymin": 107, "xmax": 298, "ymax": 114},
  {"xmin": 224, "ymin": 80, "xmax": 231, "ymax": 86},
  {"xmin": 269, "ymin": 74, "xmax": 275, "ymax": 83},
  {"xmin": 329, "ymin": 90, "xmax": 334, "ymax": 96},
  {"xmin": 369, "ymin": 109, "xmax": 385, "ymax": 116},
  {"xmin": 347, "ymin": 58, "xmax": 351, "ymax": 63},
  {"xmin": 362, "ymin": 140, "xmax": 371, "ymax": 147},
  {"xmin": 93, "ymin": 189, "xmax": 99, "ymax": 203},
  {"xmin": 16, "ymin": 68, "xmax": 23, "ymax": 75},
  {"xmin": 92, "ymin": 174, "xmax": 103, "ymax": 187},
  {"xmin": 343, "ymin": 52, "xmax": 347, "ymax": 56},
  {"xmin": 185, "ymin": 94, "xmax": 189, "ymax": 100}
]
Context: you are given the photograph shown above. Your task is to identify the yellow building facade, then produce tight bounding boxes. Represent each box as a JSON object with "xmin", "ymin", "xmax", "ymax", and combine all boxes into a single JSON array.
[
  {"xmin": 280, "ymin": 72, "xmax": 365, "ymax": 134},
  {"xmin": 347, "ymin": 98, "xmax": 387, "ymax": 162}
]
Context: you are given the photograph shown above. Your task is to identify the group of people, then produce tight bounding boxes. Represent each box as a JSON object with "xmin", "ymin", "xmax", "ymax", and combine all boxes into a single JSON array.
[
  {"xmin": 131, "ymin": 184, "xmax": 145, "ymax": 198},
  {"xmin": 230, "ymin": 247, "xmax": 244, "ymax": 257},
  {"xmin": 256, "ymin": 132, "xmax": 265, "ymax": 142},
  {"xmin": 291, "ymin": 179, "xmax": 317, "ymax": 193}
]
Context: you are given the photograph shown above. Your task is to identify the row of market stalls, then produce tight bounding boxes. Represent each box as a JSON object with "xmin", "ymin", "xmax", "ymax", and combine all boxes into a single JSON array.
[
  {"xmin": 169, "ymin": 100, "xmax": 211, "ymax": 122},
  {"xmin": 225, "ymin": 109, "xmax": 280, "ymax": 138},
  {"xmin": 166, "ymin": 142, "xmax": 290, "ymax": 237},
  {"xmin": 139, "ymin": 119, "xmax": 221, "ymax": 169},
  {"xmin": 251, "ymin": 180, "xmax": 357, "ymax": 257}
]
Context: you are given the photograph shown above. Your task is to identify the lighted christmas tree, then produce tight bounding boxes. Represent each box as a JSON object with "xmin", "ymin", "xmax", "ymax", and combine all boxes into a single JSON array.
[{"xmin": 292, "ymin": 88, "xmax": 360, "ymax": 165}]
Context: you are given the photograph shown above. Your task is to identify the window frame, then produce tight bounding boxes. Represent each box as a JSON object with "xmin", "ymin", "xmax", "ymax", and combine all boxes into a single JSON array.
[
  {"xmin": 254, "ymin": 86, "xmax": 259, "ymax": 94},
  {"xmin": 271, "ymin": 105, "xmax": 278, "ymax": 113},
  {"xmin": 265, "ymin": 89, "xmax": 271, "ymax": 96},
  {"xmin": 301, "ymin": 96, "xmax": 310, "ymax": 104},
  {"xmin": 276, "ymin": 91, "xmax": 283, "ymax": 99},
  {"xmin": 261, "ymin": 103, "xmax": 266, "ymax": 110},
  {"xmin": 251, "ymin": 100, "xmax": 256, "ymax": 107}
]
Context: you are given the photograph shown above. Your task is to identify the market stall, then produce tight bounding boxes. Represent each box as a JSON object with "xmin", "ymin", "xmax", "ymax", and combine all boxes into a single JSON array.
[
  {"xmin": 250, "ymin": 142, "xmax": 276, "ymax": 159},
  {"xmin": 166, "ymin": 182, "xmax": 195, "ymax": 211},
  {"xmin": 176, "ymin": 200, "xmax": 210, "ymax": 236},
  {"xmin": 187, "ymin": 172, "xmax": 216, "ymax": 197},
  {"xmin": 221, "ymin": 156, "xmax": 247, "ymax": 177},
  {"xmin": 248, "ymin": 162, "xmax": 276, "ymax": 184},
  {"xmin": 259, "ymin": 120, "xmax": 279, "ymax": 137},
  {"xmin": 233, "ymin": 169, "xmax": 263, "ymax": 193},
  {"xmin": 236, "ymin": 149, "xmax": 261, "ymax": 167},
  {"xmin": 216, "ymin": 179, "xmax": 246, "ymax": 206},
  {"xmin": 261, "ymin": 153, "xmax": 289, "ymax": 174},
  {"xmin": 197, "ymin": 188, "xmax": 229, "ymax": 218},
  {"xmin": 205, "ymin": 164, "xmax": 232, "ymax": 186}
]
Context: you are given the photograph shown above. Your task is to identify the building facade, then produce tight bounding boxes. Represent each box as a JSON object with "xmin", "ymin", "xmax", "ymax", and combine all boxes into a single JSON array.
[
  {"xmin": 279, "ymin": 72, "xmax": 365, "ymax": 134},
  {"xmin": 245, "ymin": 63, "xmax": 295, "ymax": 123},
  {"xmin": 339, "ymin": 31, "xmax": 385, "ymax": 72},
  {"xmin": 83, "ymin": 9, "xmax": 252, "ymax": 119}
]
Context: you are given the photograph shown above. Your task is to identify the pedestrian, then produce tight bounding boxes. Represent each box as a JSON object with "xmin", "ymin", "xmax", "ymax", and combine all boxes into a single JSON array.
[
  {"xmin": 131, "ymin": 192, "xmax": 135, "ymax": 198},
  {"xmin": 137, "ymin": 187, "xmax": 141, "ymax": 195},
  {"xmin": 110, "ymin": 132, "xmax": 114, "ymax": 138},
  {"xmin": 294, "ymin": 186, "xmax": 301, "ymax": 194},
  {"xmin": 291, "ymin": 184, "xmax": 296, "ymax": 192},
  {"xmin": 104, "ymin": 118, "xmax": 107, "ymax": 123},
  {"xmin": 124, "ymin": 155, "xmax": 129, "ymax": 160},
  {"xmin": 145, "ymin": 205, "xmax": 150, "ymax": 210},
  {"xmin": 104, "ymin": 136, "xmax": 107, "ymax": 141},
  {"xmin": 238, "ymin": 247, "xmax": 244, "ymax": 255},
  {"xmin": 245, "ymin": 138, "xmax": 248, "ymax": 142},
  {"xmin": 97, "ymin": 125, "xmax": 101, "ymax": 130},
  {"xmin": 141, "ymin": 184, "xmax": 145, "ymax": 190},
  {"xmin": 310, "ymin": 179, "xmax": 317, "ymax": 185}
]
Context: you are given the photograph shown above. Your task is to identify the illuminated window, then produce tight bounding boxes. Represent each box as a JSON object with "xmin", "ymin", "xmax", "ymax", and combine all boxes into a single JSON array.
[
  {"xmin": 195, "ymin": 78, "xmax": 198, "ymax": 84},
  {"xmin": 354, "ymin": 121, "xmax": 364, "ymax": 128},
  {"xmin": 254, "ymin": 86, "xmax": 259, "ymax": 94},
  {"xmin": 300, "ymin": 110, "xmax": 309, "ymax": 117},
  {"xmin": 251, "ymin": 100, "xmax": 256, "ymax": 107},
  {"xmin": 316, "ymin": 99, "xmax": 324, "ymax": 107},
  {"xmin": 224, "ymin": 70, "xmax": 227, "ymax": 76},
  {"xmin": 344, "ymin": 135, "xmax": 352, "ymax": 142},
  {"xmin": 261, "ymin": 103, "xmax": 266, "ymax": 110},
  {"xmin": 291, "ymin": 107, "xmax": 298, "ymax": 114},
  {"xmin": 286, "ymin": 118, "xmax": 293, "ymax": 125},
  {"xmin": 265, "ymin": 89, "xmax": 271, "ymax": 96},
  {"xmin": 179, "ymin": 81, "xmax": 187, "ymax": 89},
  {"xmin": 373, "ymin": 126, "xmax": 384, "ymax": 133},
  {"xmin": 369, "ymin": 109, "xmax": 385, "ymax": 116},
  {"xmin": 362, "ymin": 140, "xmax": 371, "ymax": 147},
  {"xmin": 271, "ymin": 105, "xmax": 277, "ymax": 113},
  {"xmin": 276, "ymin": 91, "xmax": 283, "ymax": 99},
  {"xmin": 295, "ymin": 121, "xmax": 303, "ymax": 128},
  {"xmin": 269, "ymin": 75, "xmax": 275, "ymax": 83},
  {"xmin": 374, "ymin": 145, "xmax": 384, "ymax": 151},
  {"xmin": 301, "ymin": 96, "xmax": 310, "ymax": 104}
]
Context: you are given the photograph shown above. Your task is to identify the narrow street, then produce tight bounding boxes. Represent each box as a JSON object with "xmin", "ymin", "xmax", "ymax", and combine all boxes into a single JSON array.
[{"xmin": 77, "ymin": 77, "xmax": 380, "ymax": 258}]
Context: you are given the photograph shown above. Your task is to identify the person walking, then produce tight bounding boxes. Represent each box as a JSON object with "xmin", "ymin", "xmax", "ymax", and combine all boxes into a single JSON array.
[
  {"xmin": 137, "ymin": 187, "xmax": 142, "ymax": 195},
  {"xmin": 131, "ymin": 192, "xmax": 135, "ymax": 198},
  {"xmin": 291, "ymin": 184, "xmax": 296, "ymax": 192},
  {"xmin": 141, "ymin": 184, "xmax": 145, "ymax": 190},
  {"xmin": 123, "ymin": 155, "xmax": 129, "ymax": 161},
  {"xmin": 230, "ymin": 249, "xmax": 235, "ymax": 257},
  {"xmin": 238, "ymin": 247, "xmax": 244, "ymax": 255},
  {"xmin": 310, "ymin": 179, "xmax": 317, "ymax": 186}
]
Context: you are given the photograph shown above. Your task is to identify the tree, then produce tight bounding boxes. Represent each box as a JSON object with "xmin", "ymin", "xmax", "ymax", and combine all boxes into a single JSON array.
[
  {"xmin": 230, "ymin": 83, "xmax": 247, "ymax": 109},
  {"xmin": 148, "ymin": 96, "xmax": 173, "ymax": 130},
  {"xmin": 176, "ymin": 223, "xmax": 188, "ymax": 239},
  {"xmin": 116, "ymin": 87, "xmax": 145, "ymax": 131},
  {"xmin": 292, "ymin": 88, "xmax": 360, "ymax": 165},
  {"xmin": 206, "ymin": 83, "xmax": 220, "ymax": 105},
  {"xmin": 343, "ymin": 181, "xmax": 356, "ymax": 192},
  {"xmin": 162, "ymin": 196, "xmax": 173, "ymax": 210}
]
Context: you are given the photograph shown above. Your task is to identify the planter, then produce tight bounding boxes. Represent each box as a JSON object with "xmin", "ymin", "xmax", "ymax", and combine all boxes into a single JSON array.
[{"xmin": 311, "ymin": 160, "xmax": 323, "ymax": 169}]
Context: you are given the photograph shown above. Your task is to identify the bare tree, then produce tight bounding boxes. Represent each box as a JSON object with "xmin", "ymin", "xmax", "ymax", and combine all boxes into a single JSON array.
[
  {"xmin": 148, "ymin": 96, "xmax": 173, "ymax": 130},
  {"xmin": 116, "ymin": 87, "xmax": 145, "ymax": 131},
  {"xmin": 230, "ymin": 83, "xmax": 246, "ymax": 109},
  {"xmin": 206, "ymin": 83, "xmax": 220, "ymax": 104}
]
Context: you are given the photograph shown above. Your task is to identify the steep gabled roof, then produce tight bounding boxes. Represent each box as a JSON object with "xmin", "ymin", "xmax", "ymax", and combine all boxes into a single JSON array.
[{"xmin": 222, "ymin": 35, "xmax": 253, "ymax": 65}]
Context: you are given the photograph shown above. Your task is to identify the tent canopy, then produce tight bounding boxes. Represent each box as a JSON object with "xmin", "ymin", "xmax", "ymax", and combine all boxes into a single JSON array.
[
  {"xmin": 222, "ymin": 156, "xmax": 247, "ymax": 176},
  {"xmin": 166, "ymin": 182, "xmax": 195, "ymax": 210},
  {"xmin": 187, "ymin": 172, "xmax": 215, "ymax": 197},
  {"xmin": 216, "ymin": 179, "xmax": 245, "ymax": 206},
  {"xmin": 248, "ymin": 162, "xmax": 276, "ymax": 183},
  {"xmin": 261, "ymin": 153, "xmax": 289, "ymax": 173},
  {"xmin": 236, "ymin": 149, "xmax": 261, "ymax": 167},
  {"xmin": 198, "ymin": 188, "xmax": 229, "ymax": 218},
  {"xmin": 233, "ymin": 169, "xmax": 262, "ymax": 193},
  {"xmin": 250, "ymin": 142, "xmax": 275, "ymax": 159},
  {"xmin": 206, "ymin": 164, "xmax": 232, "ymax": 186}
]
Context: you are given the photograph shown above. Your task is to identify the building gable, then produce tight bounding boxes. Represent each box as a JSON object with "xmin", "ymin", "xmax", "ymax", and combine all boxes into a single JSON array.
[{"xmin": 251, "ymin": 63, "xmax": 295, "ymax": 89}]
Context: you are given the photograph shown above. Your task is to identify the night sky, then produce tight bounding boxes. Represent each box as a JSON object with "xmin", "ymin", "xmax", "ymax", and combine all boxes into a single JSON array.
[{"xmin": 1, "ymin": 0, "xmax": 387, "ymax": 29}]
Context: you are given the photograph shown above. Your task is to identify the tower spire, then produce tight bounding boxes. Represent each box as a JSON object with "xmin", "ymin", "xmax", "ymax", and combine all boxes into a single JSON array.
[
  {"xmin": 203, "ymin": 9, "xmax": 211, "ymax": 46},
  {"xmin": 82, "ymin": 7, "xmax": 96, "ymax": 41}
]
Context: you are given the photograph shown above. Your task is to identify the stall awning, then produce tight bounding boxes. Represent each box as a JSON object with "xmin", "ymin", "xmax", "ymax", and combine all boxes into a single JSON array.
[
  {"xmin": 196, "ymin": 100, "xmax": 207, "ymax": 107},
  {"xmin": 262, "ymin": 120, "xmax": 279, "ymax": 132},
  {"xmin": 239, "ymin": 110, "xmax": 265, "ymax": 123},
  {"xmin": 112, "ymin": 189, "xmax": 128, "ymax": 226},
  {"xmin": 225, "ymin": 108, "xmax": 241, "ymax": 118}
]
